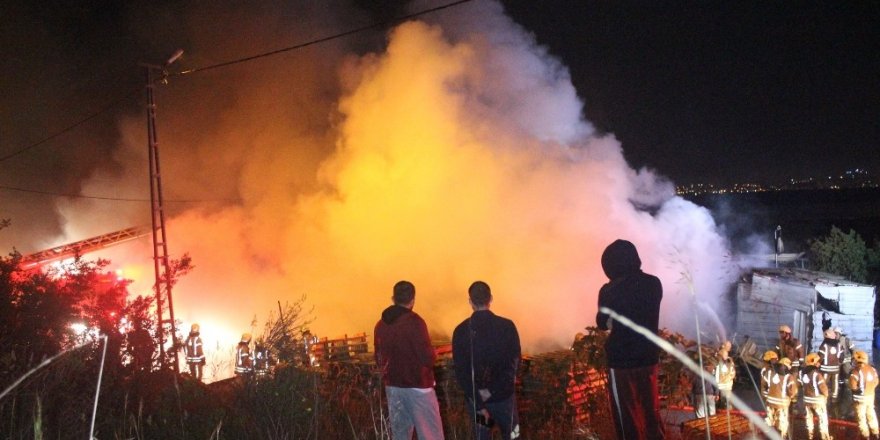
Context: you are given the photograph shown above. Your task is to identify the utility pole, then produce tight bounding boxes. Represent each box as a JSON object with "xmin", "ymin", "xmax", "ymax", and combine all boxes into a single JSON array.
[{"xmin": 142, "ymin": 49, "xmax": 184, "ymax": 373}]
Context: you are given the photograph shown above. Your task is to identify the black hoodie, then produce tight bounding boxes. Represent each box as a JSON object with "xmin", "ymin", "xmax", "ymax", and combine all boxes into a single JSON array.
[{"xmin": 595, "ymin": 239, "xmax": 663, "ymax": 368}]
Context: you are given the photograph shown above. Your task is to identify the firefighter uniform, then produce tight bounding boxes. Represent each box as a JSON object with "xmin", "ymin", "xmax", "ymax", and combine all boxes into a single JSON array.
[
  {"xmin": 818, "ymin": 329, "xmax": 844, "ymax": 404},
  {"xmin": 254, "ymin": 343, "xmax": 271, "ymax": 378},
  {"xmin": 766, "ymin": 357, "xmax": 797, "ymax": 438},
  {"xmin": 801, "ymin": 353, "xmax": 831, "ymax": 440},
  {"xmin": 184, "ymin": 323, "xmax": 206, "ymax": 381},
  {"xmin": 777, "ymin": 325, "xmax": 805, "ymax": 370},
  {"xmin": 715, "ymin": 341, "xmax": 736, "ymax": 409},
  {"xmin": 849, "ymin": 351, "xmax": 879, "ymax": 439},
  {"xmin": 235, "ymin": 333, "xmax": 254, "ymax": 376},
  {"xmin": 761, "ymin": 350, "xmax": 780, "ymax": 400}
]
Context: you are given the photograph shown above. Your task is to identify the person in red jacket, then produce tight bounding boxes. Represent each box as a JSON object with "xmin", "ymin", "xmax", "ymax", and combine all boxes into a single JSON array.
[{"xmin": 374, "ymin": 280, "xmax": 444, "ymax": 440}]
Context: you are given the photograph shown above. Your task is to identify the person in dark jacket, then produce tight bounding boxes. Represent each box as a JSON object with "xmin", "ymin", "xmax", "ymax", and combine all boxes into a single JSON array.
[
  {"xmin": 595, "ymin": 239, "xmax": 665, "ymax": 440},
  {"xmin": 452, "ymin": 281, "xmax": 521, "ymax": 440},
  {"xmin": 374, "ymin": 280, "xmax": 444, "ymax": 440}
]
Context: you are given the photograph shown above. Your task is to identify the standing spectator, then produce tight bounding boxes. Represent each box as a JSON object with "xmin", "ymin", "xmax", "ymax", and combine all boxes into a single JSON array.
[
  {"xmin": 595, "ymin": 239, "xmax": 665, "ymax": 440},
  {"xmin": 235, "ymin": 333, "xmax": 253, "ymax": 377},
  {"xmin": 800, "ymin": 353, "xmax": 831, "ymax": 440},
  {"xmin": 374, "ymin": 280, "xmax": 444, "ymax": 440},
  {"xmin": 452, "ymin": 281, "xmax": 521, "ymax": 440},
  {"xmin": 848, "ymin": 350, "xmax": 879, "ymax": 439},
  {"xmin": 184, "ymin": 323, "xmax": 205, "ymax": 381}
]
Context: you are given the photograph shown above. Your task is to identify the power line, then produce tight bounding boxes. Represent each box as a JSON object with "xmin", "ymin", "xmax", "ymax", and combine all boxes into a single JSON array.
[
  {"xmin": 0, "ymin": 184, "xmax": 239, "ymax": 204},
  {"xmin": 176, "ymin": 0, "xmax": 475, "ymax": 76},
  {"xmin": 0, "ymin": 87, "xmax": 140, "ymax": 163}
]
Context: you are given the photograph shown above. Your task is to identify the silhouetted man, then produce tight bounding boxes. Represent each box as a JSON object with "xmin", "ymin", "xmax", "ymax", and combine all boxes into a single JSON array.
[{"xmin": 596, "ymin": 239, "xmax": 665, "ymax": 440}]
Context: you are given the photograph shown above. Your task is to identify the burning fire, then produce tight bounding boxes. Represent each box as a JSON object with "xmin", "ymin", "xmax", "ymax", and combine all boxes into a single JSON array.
[{"xmin": 48, "ymin": 1, "xmax": 731, "ymax": 380}]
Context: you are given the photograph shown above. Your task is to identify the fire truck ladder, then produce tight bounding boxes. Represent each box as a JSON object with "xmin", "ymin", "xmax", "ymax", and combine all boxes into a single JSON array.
[{"xmin": 20, "ymin": 226, "xmax": 150, "ymax": 270}]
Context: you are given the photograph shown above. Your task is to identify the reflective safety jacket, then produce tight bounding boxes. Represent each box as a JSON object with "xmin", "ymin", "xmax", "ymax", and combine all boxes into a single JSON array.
[
  {"xmin": 254, "ymin": 346, "xmax": 271, "ymax": 376},
  {"xmin": 766, "ymin": 368, "xmax": 798, "ymax": 408},
  {"xmin": 184, "ymin": 332, "xmax": 205, "ymax": 365},
  {"xmin": 799, "ymin": 365, "xmax": 829, "ymax": 405},
  {"xmin": 818, "ymin": 339, "xmax": 843, "ymax": 374},
  {"xmin": 761, "ymin": 365, "xmax": 775, "ymax": 397},
  {"xmin": 777, "ymin": 337, "xmax": 804, "ymax": 368},
  {"xmin": 715, "ymin": 358, "xmax": 736, "ymax": 392},
  {"xmin": 849, "ymin": 363, "xmax": 879, "ymax": 404},
  {"xmin": 235, "ymin": 342, "xmax": 253, "ymax": 374}
]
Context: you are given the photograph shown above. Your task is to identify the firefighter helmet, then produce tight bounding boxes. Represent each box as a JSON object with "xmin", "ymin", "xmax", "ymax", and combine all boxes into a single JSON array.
[
  {"xmin": 719, "ymin": 340, "xmax": 732, "ymax": 353},
  {"xmin": 779, "ymin": 357, "xmax": 792, "ymax": 368},
  {"xmin": 763, "ymin": 350, "xmax": 779, "ymax": 362},
  {"xmin": 805, "ymin": 353, "xmax": 821, "ymax": 367},
  {"xmin": 854, "ymin": 350, "xmax": 869, "ymax": 364},
  {"xmin": 191, "ymin": 323, "xmax": 200, "ymax": 332},
  {"xmin": 778, "ymin": 325, "xmax": 792, "ymax": 334},
  {"xmin": 241, "ymin": 333, "xmax": 252, "ymax": 343}
]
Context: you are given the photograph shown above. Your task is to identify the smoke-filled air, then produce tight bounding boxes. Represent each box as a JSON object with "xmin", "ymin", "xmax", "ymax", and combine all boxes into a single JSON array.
[{"xmin": 23, "ymin": 0, "xmax": 733, "ymax": 378}]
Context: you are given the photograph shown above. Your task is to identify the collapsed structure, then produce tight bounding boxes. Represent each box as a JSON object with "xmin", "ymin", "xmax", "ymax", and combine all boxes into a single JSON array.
[{"xmin": 735, "ymin": 268, "xmax": 876, "ymax": 367}]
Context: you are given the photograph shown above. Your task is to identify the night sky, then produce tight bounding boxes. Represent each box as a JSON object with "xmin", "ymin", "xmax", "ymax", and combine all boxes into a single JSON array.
[
  {"xmin": 4, "ymin": 1, "xmax": 878, "ymax": 190},
  {"xmin": 501, "ymin": 1, "xmax": 880, "ymax": 186},
  {"xmin": 2, "ymin": 0, "xmax": 879, "ymax": 240}
]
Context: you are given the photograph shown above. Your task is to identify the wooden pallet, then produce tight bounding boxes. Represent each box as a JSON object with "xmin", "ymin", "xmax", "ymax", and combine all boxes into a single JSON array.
[{"xmin": 681, "ymin": 413, "xmax": 754, "ymax": 440}]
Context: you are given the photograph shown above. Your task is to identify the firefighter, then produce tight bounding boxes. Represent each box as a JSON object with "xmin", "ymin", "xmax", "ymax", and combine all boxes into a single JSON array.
[
  {"xmin": 184, "ymin": 323, "xmax": 206, "ymax": 381},
  {"xmin": 715, "ymin": 340, "xmax": 736, "ymax": 410},
  {"xmin": 235, "ymin": 333, "xmax": 254, "ymax": 377},
  {"xmin": 801, "ymin": 353, "xmax": 832, "ymax": 440},
  {"xmin": 836, "ymin": 327, "xmax": 857, "ymax": 375},
  {"xmin": 777, "ymin": 324, "xmax": 804, "ymax": 372},
  {"xmin": 849, "ymin": 350, "xmax": 879, "ymax": 439},
  {"xmin": 766, "ymin": 357, "xmax": 797, "ymax": 439},
  {"xmin": 762, "ymin": 350, "xmax": 780, "ymax": 400},
  {"xmin": 818, "ymin": 328, "xmax": 844, "ymax": 415},
  {"xmin": 254, "ymin": 342, "xmax": 271, "ymax": 378}
]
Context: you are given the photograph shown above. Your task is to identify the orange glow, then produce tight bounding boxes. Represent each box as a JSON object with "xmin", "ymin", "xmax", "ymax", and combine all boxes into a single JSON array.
[{"xmin": 47, "ymin": 4, "xmax": 732, "ymax": 380}]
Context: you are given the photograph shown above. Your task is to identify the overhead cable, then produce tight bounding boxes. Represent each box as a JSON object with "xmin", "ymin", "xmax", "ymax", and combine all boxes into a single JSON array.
[{"xmin": 176, "ymin": 0, "xmax": 474, "ymax": 76}]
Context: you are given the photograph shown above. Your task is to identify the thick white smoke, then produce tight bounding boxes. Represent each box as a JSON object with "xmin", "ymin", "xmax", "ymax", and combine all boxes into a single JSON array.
[{"xmin": 45, "ymin": 0, "xmax": 733, "ymax": 379}]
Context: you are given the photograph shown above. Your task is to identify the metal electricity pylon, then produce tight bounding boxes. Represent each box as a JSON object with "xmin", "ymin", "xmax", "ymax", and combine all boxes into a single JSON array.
[{"xmin": 141, "ymin": 50, "xmax": 183, "ymax": 373}]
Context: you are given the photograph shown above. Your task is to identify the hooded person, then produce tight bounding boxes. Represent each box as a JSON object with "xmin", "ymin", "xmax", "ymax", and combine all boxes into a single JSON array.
[
  {"xmin": 374, "ymin": 280, "xmax": 444, "ymax": 440},
  {"xmin": 595, "ymin": 239, "xmax": 665, "ymax": 440}
]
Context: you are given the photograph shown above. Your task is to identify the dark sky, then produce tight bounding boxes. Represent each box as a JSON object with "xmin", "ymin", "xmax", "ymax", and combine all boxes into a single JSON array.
[
  {"xmin": 2, "ymin": 0, "xmax": 878, "ymax": 193},
  {"xmin": 502, "ymin": 1, "xmax": 880, "ymax": 185}
]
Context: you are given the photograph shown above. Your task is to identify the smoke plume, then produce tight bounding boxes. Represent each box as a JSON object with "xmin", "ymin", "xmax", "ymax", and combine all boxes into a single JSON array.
[{"xmin": 27, "ymin": 1, "xmax": 734, "ymax": 378}]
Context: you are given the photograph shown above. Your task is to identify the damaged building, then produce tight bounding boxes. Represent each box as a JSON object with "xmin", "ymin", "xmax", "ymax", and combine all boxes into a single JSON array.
[{"xmin": 735, "ymin": 268, "xmax": 876, "ymax": 366}]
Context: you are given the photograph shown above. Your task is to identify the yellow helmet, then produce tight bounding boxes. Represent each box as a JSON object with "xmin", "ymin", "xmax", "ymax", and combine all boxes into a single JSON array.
[
  {"xmin": 241, "ymin": 333, "xmax": 252, "ymax": 343},
  {"xmin": 779, "ymin": 357, "xmax": 792, "ymax": 368},
  {"xmin": 805, "ymin": 353, "xmax": 820, "ymax": 367},
  {"xmin": 763, "ymin": 350, "xmax": 779, "ymax": 362},
  {"xmin": 191, "ymin": 323, "xmax": 200, "ymax": 332},
  {"xmin": 719, "ymin": 340, "xmax": 732, "ymax": 352},
  {"xmin": 854, "ymin": 351, "xmax": 869, "ymax": 364},
  {"xmin": 778, "ymin": 325, "xmax": 792, "ymax": 334}
]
